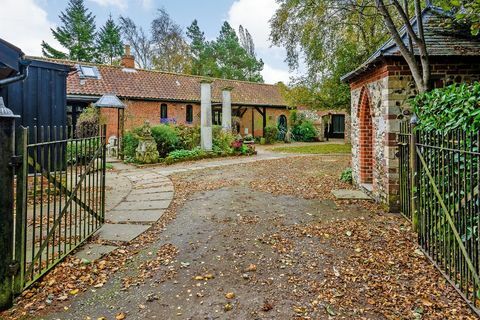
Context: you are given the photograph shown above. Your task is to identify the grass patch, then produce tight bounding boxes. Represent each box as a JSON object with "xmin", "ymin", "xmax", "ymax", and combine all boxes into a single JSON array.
[{"xmin": 271, "ymin": 144, "xmax": 352, "ymax": 154}]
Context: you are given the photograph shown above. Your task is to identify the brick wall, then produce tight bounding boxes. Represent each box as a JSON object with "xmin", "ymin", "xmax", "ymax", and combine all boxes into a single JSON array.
[
  {"xmin": 349, "ymin": 56, "xmax": 480, "ymax": 212},
  {"xmin": 100, "ymin": 99, "xmax": 289, "ymax": 139},
  {"xmin": 238, "ymin": 108, "xmax": 290, "ymax": 137}
]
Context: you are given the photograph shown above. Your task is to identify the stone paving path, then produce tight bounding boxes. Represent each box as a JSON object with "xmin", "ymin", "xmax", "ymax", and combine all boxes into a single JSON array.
[{"xmin": 76, "ymin": 166, "xmax": 174, "ymax": 261}]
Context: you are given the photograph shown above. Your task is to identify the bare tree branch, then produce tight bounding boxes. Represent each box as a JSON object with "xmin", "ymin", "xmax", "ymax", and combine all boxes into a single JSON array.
[{"xmin": 375, "ymin": 0, "xmax": 427, "ymax": 92}]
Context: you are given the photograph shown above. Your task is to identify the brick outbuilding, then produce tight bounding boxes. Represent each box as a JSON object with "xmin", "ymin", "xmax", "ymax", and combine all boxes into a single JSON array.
[
  {"xmin": 342, "ymin": 6, "xmax": 480, "ymax": 211},
  {"xmin": 32, "ymin": 51, "xmax": 291, "ymax": 139}
]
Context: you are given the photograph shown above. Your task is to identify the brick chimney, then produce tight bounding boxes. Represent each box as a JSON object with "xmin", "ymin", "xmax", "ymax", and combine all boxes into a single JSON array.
[{"xmin": 121, "ymin": 44, "xmax": 135, "ymax": 68}]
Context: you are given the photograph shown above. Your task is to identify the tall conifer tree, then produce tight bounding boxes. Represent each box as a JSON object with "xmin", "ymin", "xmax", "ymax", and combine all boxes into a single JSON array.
[
  {"xmin": 96, "ymin": 15, "xmax": 123, "ymax": 64},
  {"xmin": 42, "ymin": 0, "xmax": 96, "ymax": 62}
]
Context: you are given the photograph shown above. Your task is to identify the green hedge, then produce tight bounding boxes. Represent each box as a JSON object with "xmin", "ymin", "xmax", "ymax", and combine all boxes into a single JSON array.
[
  {"xmin": 292, "ymin": 120, "xmax": 317, "ymax": 142},
  {"xmin": 151, "ymin": 125, "xmax": 180, "ymax": 157},
  {"xmin": 411, "ymin": 82, "xmax": 480, "ymax": 133}
]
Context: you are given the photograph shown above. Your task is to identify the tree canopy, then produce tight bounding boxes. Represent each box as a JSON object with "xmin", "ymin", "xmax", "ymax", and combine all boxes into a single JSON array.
[
  {"xmin": 150, "ymin": 9, "xmax": 192, "ymax": 73},
  {"xmin": 271, "ymin": 0, "xmax": 478, "ymax": 109},
  {"xmin": 270, "ymin": 0, "xmax": 387, "ymax": 109},
  {"xmin": 42, "ymin": 0, "xmax": 97, "ymax": 61},
  {"xmin": 96, "ymin": 15, "xmax": 123, "ymax": 65},
  {"xmin": 186, "ymin": 21, "xmax": 264, "ymax": 82}
]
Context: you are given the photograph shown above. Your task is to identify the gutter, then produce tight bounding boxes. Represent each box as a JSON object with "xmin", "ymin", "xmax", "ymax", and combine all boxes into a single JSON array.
[{"xmin": 0, "ymin": 59, "xmax": 30, "ymax": 87}]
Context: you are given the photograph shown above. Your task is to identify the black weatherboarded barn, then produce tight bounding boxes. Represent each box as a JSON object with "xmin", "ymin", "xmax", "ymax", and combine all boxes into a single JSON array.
[{"xmin": 0, "ymin": 38, "xmax": 71, "ymax": 130}]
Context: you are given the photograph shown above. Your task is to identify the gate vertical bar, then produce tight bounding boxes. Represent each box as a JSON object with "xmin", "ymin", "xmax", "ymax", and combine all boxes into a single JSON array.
[
  {"xmin": 13, "ymin": 127, "xmax": 28, "ymax": 294},
  {"xmin": 410, "ymin": 118, "xmax": 418, "ymax": 231},
  {"xmin": 0, "ymin": 99, "xmax": 19, "ymax": 310},
  {"xmin": 101, "ymin": 125, "xmax": 107, "ymax": 223}
]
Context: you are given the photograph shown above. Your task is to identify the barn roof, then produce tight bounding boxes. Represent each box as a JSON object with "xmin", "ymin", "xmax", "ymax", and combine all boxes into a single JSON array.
[
  {"xmin": 0, "ymin": 38, "xmax": 25, "ymax": 79},
  {"xmin": 341, "ymin": 6, "xmax": 480, "ymax": 83},
  {"xmin": 29, "ymin": 56, "xmax": 288, "ymax": 108}
]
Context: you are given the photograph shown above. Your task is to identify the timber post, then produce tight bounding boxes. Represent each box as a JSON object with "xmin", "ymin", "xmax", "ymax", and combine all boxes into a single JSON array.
[
  {"xmin": 0, "ymin": 97, "xmax": 19, "ymax": 310},
  {"xmin": 410, "ymin": 115, "xmax": 418, "ymax": 232}
]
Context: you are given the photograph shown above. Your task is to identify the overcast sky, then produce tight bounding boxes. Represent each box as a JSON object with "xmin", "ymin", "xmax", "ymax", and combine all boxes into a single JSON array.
[{"xmin": 0, "ymin": 0, "xmax": 302, "ymax": 84}]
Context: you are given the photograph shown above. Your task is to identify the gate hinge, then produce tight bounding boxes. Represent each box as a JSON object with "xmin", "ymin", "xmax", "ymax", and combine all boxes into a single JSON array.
[
  {"xmin": 9, "ymin": 261, "xmax": 20, "ymax": 276},
  {"xmin": 10, "ymin": 155, "xmax": 23, "ymax": 168}
]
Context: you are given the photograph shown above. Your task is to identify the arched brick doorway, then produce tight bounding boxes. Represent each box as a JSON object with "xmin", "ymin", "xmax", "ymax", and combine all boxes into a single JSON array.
[{"xmin": 358, "ymin": 88, "xmax": 374, "ymax": 184}]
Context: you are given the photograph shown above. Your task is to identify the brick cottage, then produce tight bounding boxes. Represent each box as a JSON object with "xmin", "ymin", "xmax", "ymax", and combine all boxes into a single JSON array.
[
  {"xmin": 342, "ymin": 6, "xmax": 480, "ymax": 211},
  {"xmin": 33, "ymin": 47, "xmax": 291, "ymax": 139}
]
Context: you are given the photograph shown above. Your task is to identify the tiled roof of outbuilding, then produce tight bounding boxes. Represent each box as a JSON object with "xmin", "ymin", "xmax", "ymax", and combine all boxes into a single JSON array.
[
  {"xmin": 341, "ymin": 6, "xmax": 480, "ymax": 82},
  {"xmin": 28, "ymin": 56, "xmax": 288, "ymax": 107}
]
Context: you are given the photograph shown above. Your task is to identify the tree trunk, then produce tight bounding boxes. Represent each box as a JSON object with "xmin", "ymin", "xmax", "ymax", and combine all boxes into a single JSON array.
[{"xmin": 375, "ymin": 0, "xmax": 431, "ymax": 93}]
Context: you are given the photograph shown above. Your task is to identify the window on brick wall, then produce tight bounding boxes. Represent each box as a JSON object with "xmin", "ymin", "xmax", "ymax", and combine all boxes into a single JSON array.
[
  {"xmin": 160, "ymin": 104, "xmax": 168, "ymax": 120},
  {"xmin": 186, "ymin": 105, "xmax": 193, "ymax": 123}
]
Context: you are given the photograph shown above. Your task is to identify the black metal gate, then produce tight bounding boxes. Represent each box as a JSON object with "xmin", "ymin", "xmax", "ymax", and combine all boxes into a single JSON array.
[
  {"xmin": 398, "ymin": 123, "xmax": 480, "ymax": 315},
  {"xmin": 13, "ymin": 125, "xmax": 106, "ymax": 293},
  {"xmin": 398, "ymin": 121, "xmax": 412, "ymax": 220}
]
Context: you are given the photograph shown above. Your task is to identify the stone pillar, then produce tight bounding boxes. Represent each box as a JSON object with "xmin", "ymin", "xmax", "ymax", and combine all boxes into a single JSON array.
[
  {"xmin": 221, "ymin": 87, "xmax": 233, "ymax": 132},
  {"xmin": 200, "ymin": 80, "xmax": 213, "ymax": 151}
]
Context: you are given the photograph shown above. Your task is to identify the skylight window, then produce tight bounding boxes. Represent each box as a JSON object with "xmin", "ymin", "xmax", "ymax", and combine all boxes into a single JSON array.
[{"xmin": 79, "ymin": 65, "xmax": 100, "ymax": 79}]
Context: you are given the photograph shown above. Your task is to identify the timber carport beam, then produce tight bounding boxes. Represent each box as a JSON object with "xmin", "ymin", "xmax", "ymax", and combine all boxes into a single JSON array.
[{"xmin": 254, "ymin": 106, "xmax": 267, "ymax": 137}]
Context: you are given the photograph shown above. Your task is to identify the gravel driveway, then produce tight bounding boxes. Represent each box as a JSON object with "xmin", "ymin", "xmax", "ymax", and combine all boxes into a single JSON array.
[{"xmin": 10, "ymin": 154, "xmax": 476, "ymax": 320}]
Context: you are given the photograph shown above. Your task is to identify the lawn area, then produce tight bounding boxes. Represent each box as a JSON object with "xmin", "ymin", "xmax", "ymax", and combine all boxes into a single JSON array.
[{"xmin": 271, "ymin": 143, "xmax": 352, "ymax": 154}]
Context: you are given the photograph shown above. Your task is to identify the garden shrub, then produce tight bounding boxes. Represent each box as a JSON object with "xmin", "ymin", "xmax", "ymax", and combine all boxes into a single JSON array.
[
  {"xmin": 123, "ymin": 130, "xmax": 140, "ymax": 162},
  {"xmin": 289, "ymin": 110, "xmax": 318, "ymax": 142},
  {"xmin": 264, "ymin": 126, "xmax": 278, "ymax": 144},
  {"xmin": 150, "ymin": 125, "xmax": 180, "ymax": 158},
  {"xmin": 213, "ymin": 126, "xmax": 235, "ymax": 154},
  {"xmin": 411, "ymin": 82, "xmax": 480, "ymax": 133},
  {"xmin": 76, "ymin": 105, "xmax": 100, "ymax": 138},
  {"xmin": 165, "ymin": 147, "xmax": 207, "ymax": 164},
  {"xmin": 176, "ymin": 125, "xmax": 201, "ymax": 150},
  {"xmin": 66, "ymin": 139, "xmax": 100, "ymax": 164},
  {"xmin": 292, "ymin": 120, "xmax": 317, "ymax": 142},
  {"xmin": 243, "ymin": 134, "xmax": 254, "ymax": 142}
]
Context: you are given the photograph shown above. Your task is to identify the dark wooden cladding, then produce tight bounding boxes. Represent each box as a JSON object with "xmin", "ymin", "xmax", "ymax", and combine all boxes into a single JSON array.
[{"xmin": 0, "ymin": 59, "xmax": 71, "ymax": 138}]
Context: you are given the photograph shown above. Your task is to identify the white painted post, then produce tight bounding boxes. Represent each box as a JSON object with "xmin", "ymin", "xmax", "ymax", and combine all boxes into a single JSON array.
[
  {"xmin": 221, "ymin": 87, "xmax": 233, "ymax": 132},
  {"xmin": 200, "ymin": 80, "xmax": 213, "ymax": 151}
]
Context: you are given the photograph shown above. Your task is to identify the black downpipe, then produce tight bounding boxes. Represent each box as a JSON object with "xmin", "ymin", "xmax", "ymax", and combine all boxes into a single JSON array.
[{"xmin": 0, "ymin": 60, "xmax": 30, "ymax": 87}]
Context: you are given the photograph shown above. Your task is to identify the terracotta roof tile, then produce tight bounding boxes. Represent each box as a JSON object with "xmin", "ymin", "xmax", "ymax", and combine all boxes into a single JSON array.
[{"xmin": 28, "ymin": 57, "xmax": 287, "ymax": 107}]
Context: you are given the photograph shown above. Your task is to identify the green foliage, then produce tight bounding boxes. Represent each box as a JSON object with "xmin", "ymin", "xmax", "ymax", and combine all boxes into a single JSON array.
[
  {"xmin": 186, "ymin": 21, "xmax": 264, "ymax": 82},
  {"xmin": 42, "ymin": 0, "xmax": 97, "ymax": 61},
  {"xmin": 150, "ymin": 8, "xmax": 192, "ymax": 73},
  {"xmin": 212, "ymin": 126, "xmax": 235, "ymax": 154},
  {"xmin": 290, "ymin": 112, "xmax": 317, "ymax": 142},
  {"xmin": 213, "ymin": 22, "xmax": 264, "ymax": 82},
  {"xmin": 243, "ymin": 134, "xmax": 254, "ymax": 142},
  {"xmin": 165, "ymin": 147, "xmax": 207, "ymax": 164},
  {"xmin": 96, "ymin": 15, "xmax": 123, "ymax": 64},
  {"xmin": 264, "ymin": 126, "xmax": 279, "ymax": 144},
  {"xmin": 186, "ymin": 20, "xmax": 217, "ymax": 76},
  {"xmin": 411, "ymin": 82, "xmax": 480, "ymax": 133},
  {"xmin": 76, "ymin": 105, "xmax": 99, "ymax": 138},
  {"xmin": 176, "ymin": 125, "xmax": 201, "ymax": 150},
  {"xmin": 123, "ymin": 130, "xmax": 140, "ymax": 162},
  {"xmin": 445, "ymin": 0, "xmax": 480, "ymax": 36},
  {"xmin": 340, "ymin": 168, "xmax": 353, "ymax": 184},
  {"xmin": 150, "ymin": 125, "xmax": 180, "ymax": 158},
  {"xmin": 66, "ymin": 139, "xmax": 100, "ymax": 164},
  {"xmin": 270, "ymin": 0, "xmax": 387, "ymax": 110}
]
